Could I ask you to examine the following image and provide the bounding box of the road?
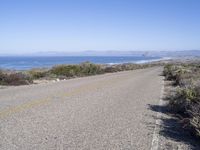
[0,67,163,150]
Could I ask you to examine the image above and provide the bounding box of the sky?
[0,0,200,54]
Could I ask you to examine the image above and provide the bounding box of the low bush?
[50,62,104,78]
[103,63,157,73]
[79,62,104,75]
[0,71,33,85]
[164,63,200,137]
[0,62,160,85]
[190,101,200,136]
[104,66,119,73]
[0,70,6,85]
[50,65,80,77]
[29,70,48,79]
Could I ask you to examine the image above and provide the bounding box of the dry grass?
[164,63,200,137]
[0,71,33,85]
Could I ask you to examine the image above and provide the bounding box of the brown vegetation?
[0,71,33,85]
[163,63,200,137]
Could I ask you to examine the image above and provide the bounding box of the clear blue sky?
[0,0,200,54]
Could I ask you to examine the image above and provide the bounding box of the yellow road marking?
[0,98,50,118]
[0,74,129,119]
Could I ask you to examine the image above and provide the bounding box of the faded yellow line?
[0,74,129,119]
[0,82,101,119]
[0,98,50,118]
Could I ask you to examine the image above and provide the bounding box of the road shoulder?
[149,80,200,150]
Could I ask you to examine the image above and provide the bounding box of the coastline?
[0,61,164,87]
[3,56,199,87]
[0,56,163,70]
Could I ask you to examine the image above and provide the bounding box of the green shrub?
[50,65,81,77]
[169,88,189,114]
[79,62,104,75]
[163,64,173,77]
[49,63,105,78]
[29,70,47,79]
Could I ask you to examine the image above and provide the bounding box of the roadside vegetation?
[0,62,161,86]
[50,62,104,78]
[163,63,200,137]
[0,71,33,85]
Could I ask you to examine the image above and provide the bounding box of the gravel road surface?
[0,67,164,150]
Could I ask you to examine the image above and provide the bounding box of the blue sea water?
[0,56,162,70]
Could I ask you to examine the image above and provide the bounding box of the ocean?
[0,56,162,70]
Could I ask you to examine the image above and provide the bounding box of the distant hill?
[148,50,200,57]
[1,50,200,57]
[31,50,200,57]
